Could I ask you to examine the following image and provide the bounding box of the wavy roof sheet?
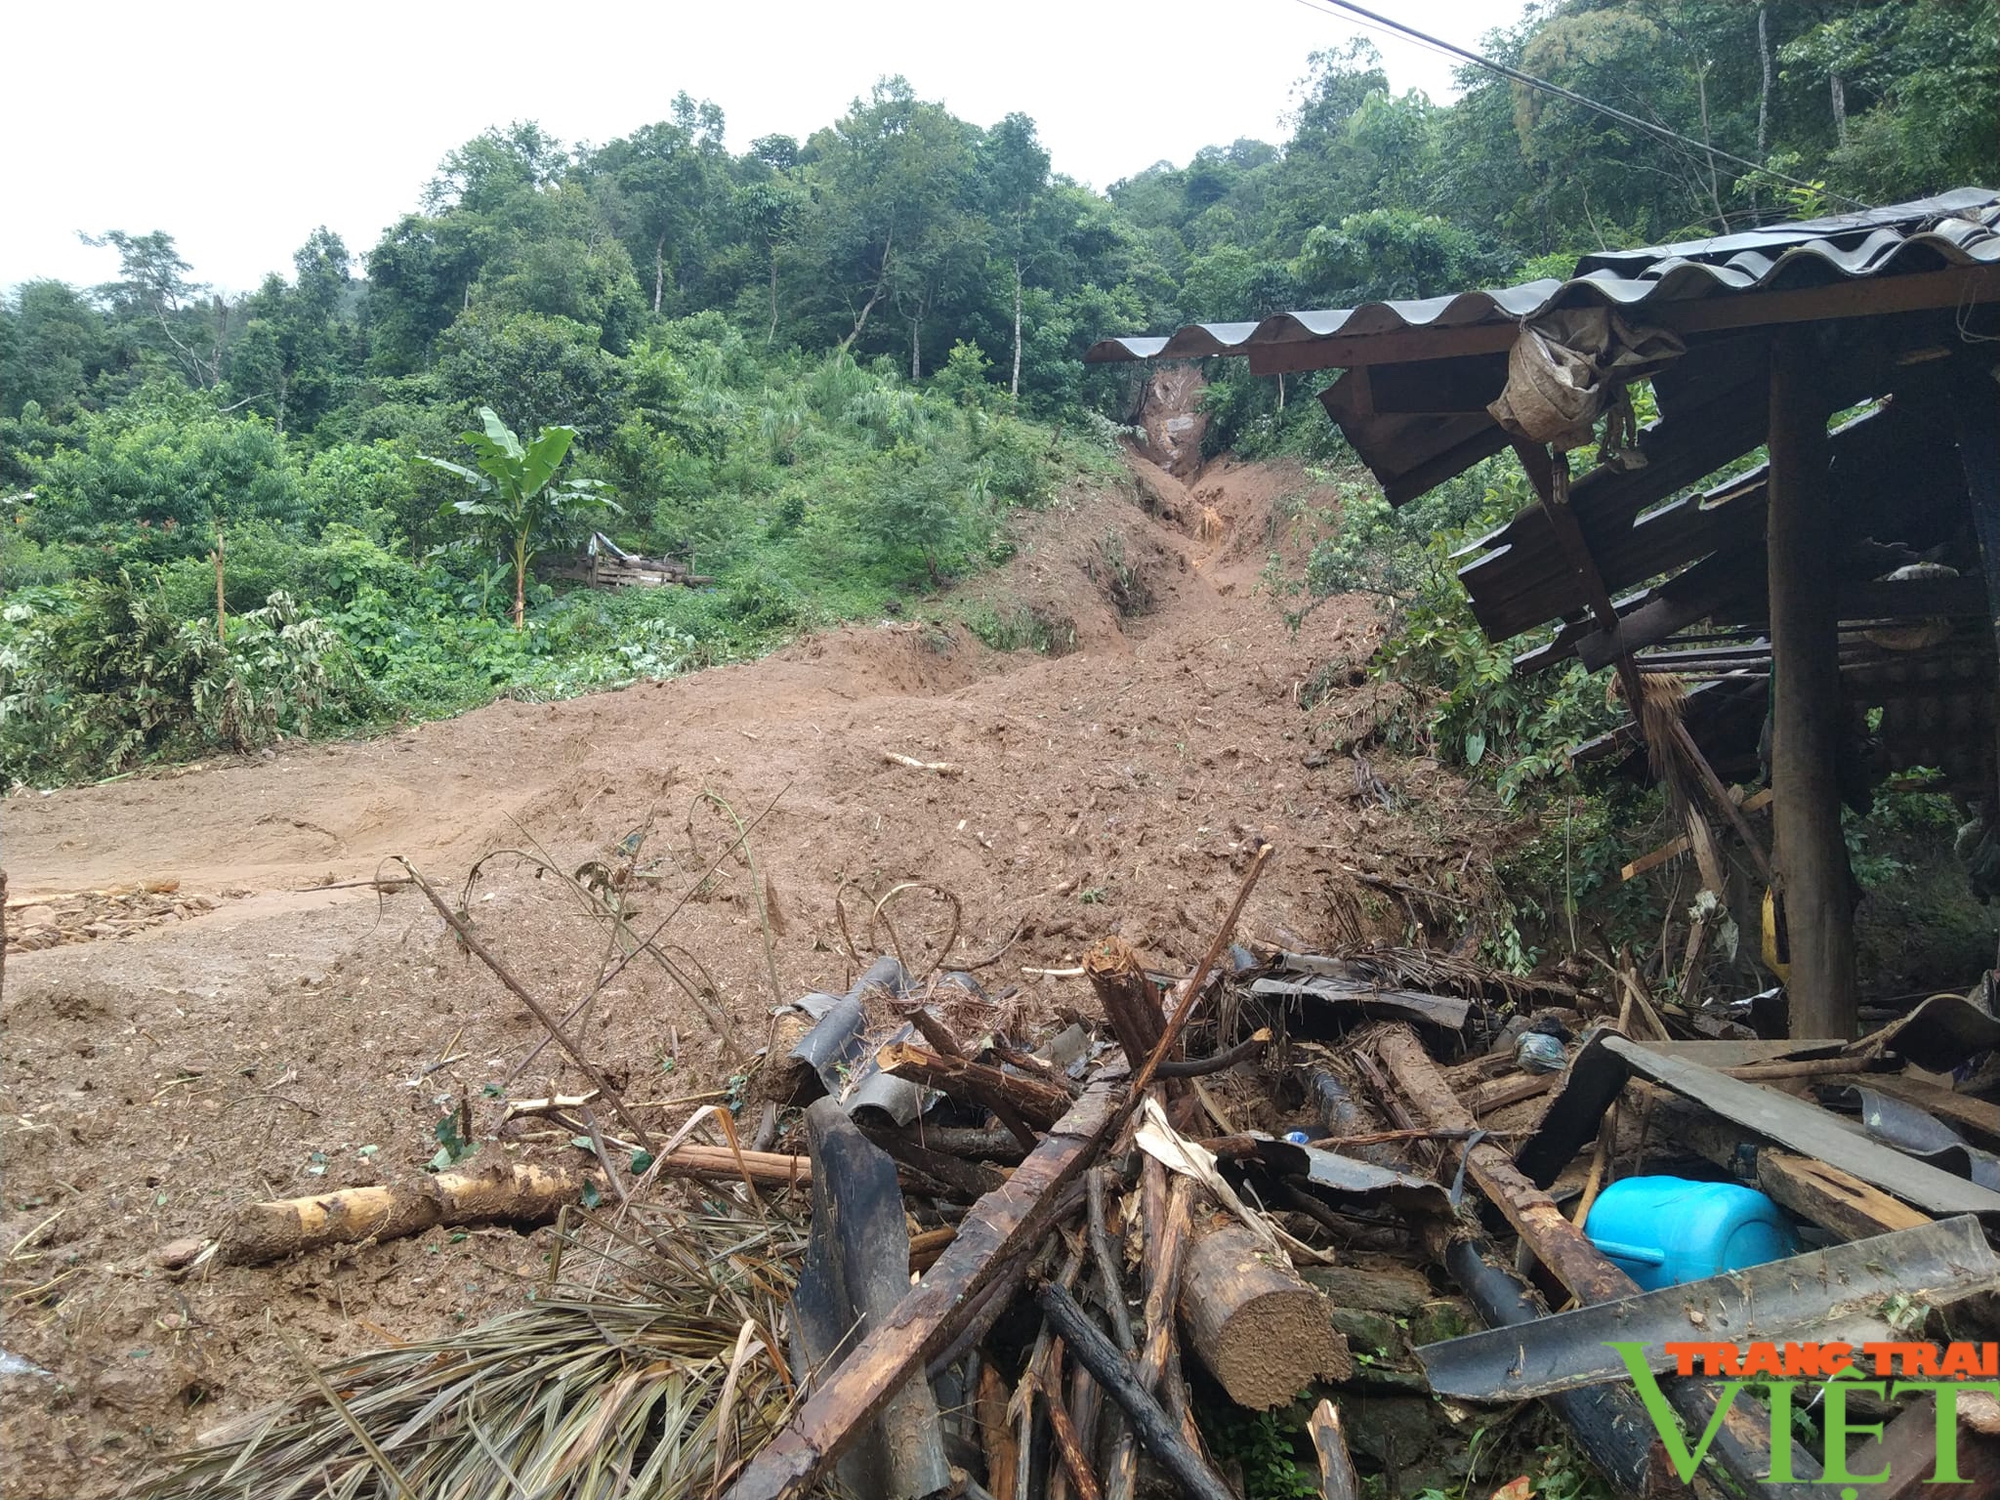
[1083,189,2000,366]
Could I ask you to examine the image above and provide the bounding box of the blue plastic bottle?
[1583,1176,1797,1290]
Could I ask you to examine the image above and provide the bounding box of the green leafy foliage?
[424,405,616,628]
[0,576,363,785]
[1200,1406,1320,1500]
[0,16,1984,789]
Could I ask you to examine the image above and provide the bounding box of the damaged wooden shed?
[1089,188,2000,1040]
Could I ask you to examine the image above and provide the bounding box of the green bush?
[0,575,365,787]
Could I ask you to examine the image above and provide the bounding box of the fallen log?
[721,1074,1120,1500]
[876,1040,1073,1132]
[1176,1222,1350,1407]
[1086,937,1167,1061]
[218,1162,592,1266]
[902,1005,1043,1149]
[863,1126,1011,1202]
[1037,1283,1236,1500]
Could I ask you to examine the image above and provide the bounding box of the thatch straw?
[142,1205,803,1500]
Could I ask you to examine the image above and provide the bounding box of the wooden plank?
[1465,1071,1558,1114]
[1670,719,1776,884]
[720,1077,1119,1500]
[1307,1400,1364,1500]
[1767,324,1858,1038]
[1756,1150,1931,1241]
[876,1040,1072,1133]
[1622,788,1774,881]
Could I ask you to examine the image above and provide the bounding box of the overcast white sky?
[4,0,1526,297]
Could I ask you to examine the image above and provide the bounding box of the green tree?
[0,281,110,416]
[980,113,1051,398]
[422,406,618,628]
[796,78,978,357]
[227,228,352,437]
[82,229,226,388]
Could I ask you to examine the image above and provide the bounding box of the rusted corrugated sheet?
[1084,190,2000,368]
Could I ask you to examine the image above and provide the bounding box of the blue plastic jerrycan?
[1583,1176,1797,1290]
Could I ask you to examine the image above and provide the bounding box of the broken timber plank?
[876,1040,1073,1131]
[1374,1025,1633,1304]
[720,1074,1119,1500]
[1307,1400,1364,1500]
[1754,1151,1931,1241]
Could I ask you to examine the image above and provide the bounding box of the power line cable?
[1292,0,1872,213]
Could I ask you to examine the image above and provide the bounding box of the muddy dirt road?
[0,456,1508,1498]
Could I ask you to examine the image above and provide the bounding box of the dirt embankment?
[0,451,1516,1499]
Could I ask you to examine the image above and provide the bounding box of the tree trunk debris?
[194,838,2000,1500]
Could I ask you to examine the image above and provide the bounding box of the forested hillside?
[1,0,1991,788]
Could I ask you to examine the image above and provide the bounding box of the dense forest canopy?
[1,0,1993,787]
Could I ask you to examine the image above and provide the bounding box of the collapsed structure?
[1090,188,2000,1041]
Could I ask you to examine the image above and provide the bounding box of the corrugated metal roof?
[1083,190,2000,366]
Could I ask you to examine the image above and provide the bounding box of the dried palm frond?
[142,1204,804,1500]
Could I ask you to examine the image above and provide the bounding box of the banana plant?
[422,407,619,629]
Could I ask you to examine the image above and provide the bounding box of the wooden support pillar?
[1766,325,1857,1038]
[1948,367,2000,823]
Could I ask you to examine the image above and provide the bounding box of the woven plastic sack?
[1487,308,1685,452]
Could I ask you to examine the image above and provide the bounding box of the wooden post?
[1950,370,2000,858]
[212,518,227,640]
[1766,325,1857,1038]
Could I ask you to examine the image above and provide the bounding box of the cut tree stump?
[1176,1222,1350,1407]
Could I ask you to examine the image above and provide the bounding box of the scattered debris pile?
[4,881,233,954]
[542,531,716,590]
[135,841,2000,1500]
